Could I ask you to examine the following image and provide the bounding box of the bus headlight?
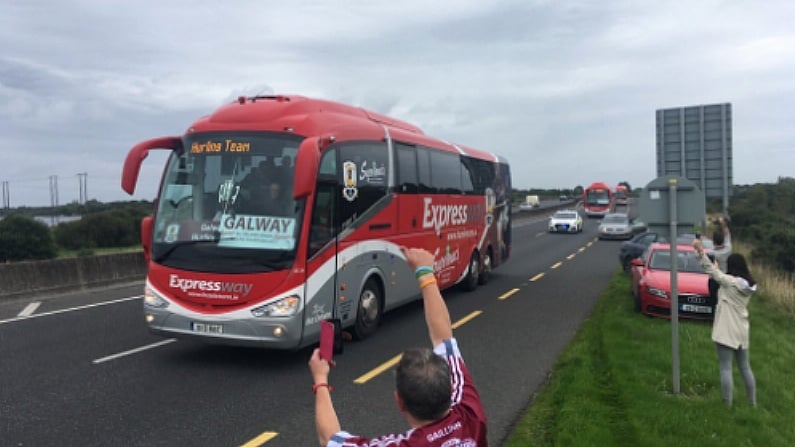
[144,287,169,308]
[251,295,300,318]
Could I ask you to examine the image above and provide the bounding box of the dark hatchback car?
[619,232,663,272]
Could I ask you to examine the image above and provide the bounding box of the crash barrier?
[512,199,579,217]
[0,252,146,301]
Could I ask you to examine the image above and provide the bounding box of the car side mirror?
[630,258,644,267]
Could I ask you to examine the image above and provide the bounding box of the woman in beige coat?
[693,238,757,407]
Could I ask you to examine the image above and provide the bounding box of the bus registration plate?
[192,322,224,334]
[680,304,711,314]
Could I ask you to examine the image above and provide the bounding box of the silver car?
[598,213,633,240]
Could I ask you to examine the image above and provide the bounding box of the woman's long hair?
[727,253,756,287]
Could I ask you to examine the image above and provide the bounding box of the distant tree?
[728,178,795,272]
[0,214,57,262]
[572,185,584,196]
[53,206,148,250]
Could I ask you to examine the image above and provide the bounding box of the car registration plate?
[192,322,224,334]
[681,304,712,314]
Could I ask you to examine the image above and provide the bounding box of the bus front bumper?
[143,308,305,349]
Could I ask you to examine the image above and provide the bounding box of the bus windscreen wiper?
[154,238,217,263]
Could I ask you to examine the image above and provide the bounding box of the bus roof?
[586,182,611,190]
[185,95,500,162]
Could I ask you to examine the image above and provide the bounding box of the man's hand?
[309,348,341,446]
[401,247,435,271]
[308,348,334,384]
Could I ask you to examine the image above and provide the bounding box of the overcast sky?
[2,0,793,208]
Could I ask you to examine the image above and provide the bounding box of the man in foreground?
[308,246,488,446]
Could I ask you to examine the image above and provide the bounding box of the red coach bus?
[121,95,511,349]
[583,182,613,217]
[614,184,628,206]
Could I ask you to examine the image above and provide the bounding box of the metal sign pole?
[669,178,680,394]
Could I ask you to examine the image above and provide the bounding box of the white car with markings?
[548,210,583,233]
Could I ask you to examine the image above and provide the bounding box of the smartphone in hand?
[319,320,335,361]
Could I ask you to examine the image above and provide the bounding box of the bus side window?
[460,157,475,195]
[309,185,336,257]
[429,150,462,194]
[417,147,435,194]
[309,148,338,258]
[396,144,418,194]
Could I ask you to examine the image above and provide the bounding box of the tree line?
[727,177,795,272]
[0,201,153,262]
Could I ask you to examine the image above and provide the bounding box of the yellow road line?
[452,310,482,329]
[578,247,586,253]
[240,431,278,447]
[566,254,576,260]
[530,273,544,282]
[497,288,520,300]
[551,261,563,269]
[354,353,403,384]
[354,311,483,384]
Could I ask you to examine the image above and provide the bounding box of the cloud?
[1,1,793,206]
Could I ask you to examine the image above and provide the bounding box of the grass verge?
[503,269,795,447]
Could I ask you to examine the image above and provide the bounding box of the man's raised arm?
[401,247,453,347]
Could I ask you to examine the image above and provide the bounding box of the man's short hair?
[396,347,451,421]
[713,230,725,246]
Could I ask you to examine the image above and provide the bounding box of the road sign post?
[638,175,706,395]
[669,178,680,394]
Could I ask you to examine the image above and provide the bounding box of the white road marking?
[18,301,41,317]
[92,339,177,364]
[0,296,142,325]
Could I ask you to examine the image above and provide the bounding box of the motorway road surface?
[0,209,627,446]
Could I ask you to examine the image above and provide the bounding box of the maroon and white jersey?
[328,338,487,447]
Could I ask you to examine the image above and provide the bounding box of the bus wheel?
[353,278,383,340]
[478,249,492,285]
[461,252,479,291]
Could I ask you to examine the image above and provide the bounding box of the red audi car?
[629,242,715,320]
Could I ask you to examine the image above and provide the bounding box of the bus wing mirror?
[141,215,154,262]
[122,136,181,195]
[293,138,320,200]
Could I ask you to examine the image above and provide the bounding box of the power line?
[77,172,88,205]
[2,181,9,210]
[49,175,59,226]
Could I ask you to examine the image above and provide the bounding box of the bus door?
[395,143,420,237]
[304,149,340,342]
[334,141,393,331]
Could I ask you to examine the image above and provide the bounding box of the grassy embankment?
[503,260,795,446]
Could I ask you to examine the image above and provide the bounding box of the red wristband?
[312,383,333,394]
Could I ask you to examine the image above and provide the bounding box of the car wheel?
[353,278,383,340]
[478,249,492,285]
[461,252,479,291]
